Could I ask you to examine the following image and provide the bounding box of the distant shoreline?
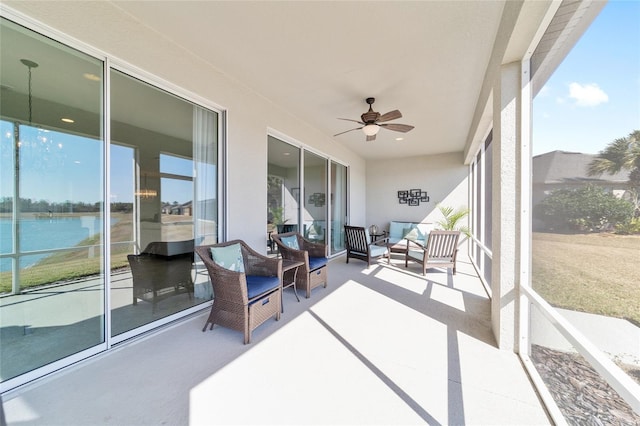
[0,212,102,219]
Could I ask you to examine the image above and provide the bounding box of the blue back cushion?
[281,235,299,249]
[210,243,245,273]
[389,221,411,238]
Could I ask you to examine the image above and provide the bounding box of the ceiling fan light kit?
[362,124,379,136]
[334,97,414,141]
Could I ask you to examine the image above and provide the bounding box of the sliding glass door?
[267,135,347,256]
[110,70,218,337]
[267,136,300,254]
[303,151,327,244]
[0,18,105,382]
[0,16,221,390]
[331,161,348,254]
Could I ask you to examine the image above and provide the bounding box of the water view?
[0,216,115,272]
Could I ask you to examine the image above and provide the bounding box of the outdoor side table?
[370,231,387,246]
[281,259,304,312]
[387,239,408,264]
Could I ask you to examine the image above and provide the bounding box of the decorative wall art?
[397,189,429,206]
[308,192,325,207]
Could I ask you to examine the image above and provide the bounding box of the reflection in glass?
[0,17,105,382]
[110,70,217,337]
[267,137,300,255]
[330,161,347,254]
[303,151,327,245]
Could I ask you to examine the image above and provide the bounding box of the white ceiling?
[2,1,567,160]
[111,1,506,160]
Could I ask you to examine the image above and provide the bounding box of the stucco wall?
[365,152,469,233]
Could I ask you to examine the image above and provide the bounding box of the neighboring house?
[170,201,192,216]
[532,150,631,206]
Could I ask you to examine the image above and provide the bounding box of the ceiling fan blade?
[333,127,363,137]
[377,110,402,122]
[366,134,376,142]
[379,123,415,133]
[338,118,365,125]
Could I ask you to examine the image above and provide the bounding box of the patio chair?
[271,231,328,298]
[194,240,282,344]
[405,230,460,275]
[344,225,389,267]
[128,239,194,312]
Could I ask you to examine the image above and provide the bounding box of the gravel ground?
[531,345,640,425]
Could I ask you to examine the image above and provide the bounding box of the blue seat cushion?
[246,275,280,299]
[309,256,328,270]
[369,244,388,258]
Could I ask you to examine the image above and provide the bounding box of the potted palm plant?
[435,205,471,239]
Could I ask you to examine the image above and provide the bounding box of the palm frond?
[436,204,471,237]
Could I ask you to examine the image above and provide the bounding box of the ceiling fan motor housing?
[361,110,380,123]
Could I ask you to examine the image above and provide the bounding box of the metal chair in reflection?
[127,240,194,312]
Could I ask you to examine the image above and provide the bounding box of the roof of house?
[532,150,630,185]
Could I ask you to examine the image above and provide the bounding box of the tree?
[588,130,640,212]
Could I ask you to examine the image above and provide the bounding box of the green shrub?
[615,217,640,234]
[535,184,635,232]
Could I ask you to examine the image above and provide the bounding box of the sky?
[532,0,640,156]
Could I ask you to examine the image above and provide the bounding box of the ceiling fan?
[334,97,415,141]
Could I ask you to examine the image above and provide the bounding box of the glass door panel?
[303,151,327,244]
[0,18,105,383]
[330,162,347,254]
[267,137,300,255]
[110,70,217,337]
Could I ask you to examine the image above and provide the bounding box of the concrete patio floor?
[1,254,551,425]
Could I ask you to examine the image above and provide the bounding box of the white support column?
[491,61,521,350]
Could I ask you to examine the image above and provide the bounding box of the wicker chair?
[194,240,282,344]
[271,231,328,298]
[405,230,460,275]
[344,225,389,267]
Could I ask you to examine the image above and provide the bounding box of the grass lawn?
[532,232,640,326]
